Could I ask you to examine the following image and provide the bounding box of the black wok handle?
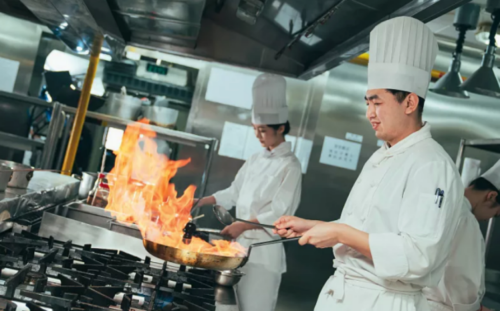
[250,237,300,248]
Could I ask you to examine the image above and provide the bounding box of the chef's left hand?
[299,222,345,248]
[221,222,248,239]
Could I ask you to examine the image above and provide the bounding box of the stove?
[0,230,234,311]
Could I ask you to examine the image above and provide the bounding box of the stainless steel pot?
[98,93,142,120]
[141,106,178,128]
[0,164,12,192]
[0,160,34,189]
[215,269,245,286]
[77,172,98,200]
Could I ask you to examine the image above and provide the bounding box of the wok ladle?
[213,205,279,230]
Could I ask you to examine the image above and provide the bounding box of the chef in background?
[274,16,464,311]
[423,160,500,311]
[197,73,302,311]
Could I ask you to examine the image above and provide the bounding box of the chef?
[274,16,465,311]
[197,73,302,311]
[423,160,500,311]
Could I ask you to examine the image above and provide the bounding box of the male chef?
[274,16,465,310]
[423,160,500,311]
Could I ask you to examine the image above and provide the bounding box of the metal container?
[98,93,142,120]
[0,160,34,189]
[77,172,98,200]
[0,164,13,191]
[215,269,245,286]
[141,106,179,128]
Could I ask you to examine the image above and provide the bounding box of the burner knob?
[134,271,144,284]
[145,256,151,265]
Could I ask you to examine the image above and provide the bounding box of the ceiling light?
[431,3,480,98]
[460,0,500,99]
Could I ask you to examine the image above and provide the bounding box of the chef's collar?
[262,141,292,158]
[381,122,432,156]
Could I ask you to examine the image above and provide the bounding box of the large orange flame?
[105,119,246,257]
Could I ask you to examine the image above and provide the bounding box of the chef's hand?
[273,216,323,238]
[299,222,345,248]
[221,222,248,239]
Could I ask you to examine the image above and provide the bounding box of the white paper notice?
[205,67,256,109]
[0,57,20,92]
[345,132,363,143]
[461,157,482,187]
[218,122,249,159]
[320,137,362,171]
[105,127,124,151]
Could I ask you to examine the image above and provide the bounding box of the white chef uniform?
[423,160,500,311]
[315,17,465,311]
[422,197,485,311]
[213,73,302,311]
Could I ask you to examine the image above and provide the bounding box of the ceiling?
[0,0,473,80]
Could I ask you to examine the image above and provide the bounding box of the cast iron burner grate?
[0,229,220,311]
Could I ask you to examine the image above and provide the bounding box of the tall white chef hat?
[481,160,500,190]
[368,16,439,99]
[251,73,288,125]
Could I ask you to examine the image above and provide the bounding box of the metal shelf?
[0,131,44,151]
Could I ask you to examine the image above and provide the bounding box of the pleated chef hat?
[368,16,439,99]
[481,160,500,190]
[251,73,288,125]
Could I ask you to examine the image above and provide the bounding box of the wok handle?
[250,237,300,248]
[234,218,276,229]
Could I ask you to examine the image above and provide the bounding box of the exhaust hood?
[0,0,471,80]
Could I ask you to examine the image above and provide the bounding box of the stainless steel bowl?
[0,164,13,192]
[214,269,245,287]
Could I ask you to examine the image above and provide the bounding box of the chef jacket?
[213,141,302,273]
[334,123,464,293]
[422,198,485,311]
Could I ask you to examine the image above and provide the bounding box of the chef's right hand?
[273,216,323,238]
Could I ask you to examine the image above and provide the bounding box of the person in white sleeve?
[197,73,302,311]
[423,160,500,311]
[273,16,465,311]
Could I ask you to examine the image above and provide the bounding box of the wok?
[143,236,299,270]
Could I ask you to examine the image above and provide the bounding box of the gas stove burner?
[0,230,228,311]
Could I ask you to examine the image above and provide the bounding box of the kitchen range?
[0,228,239,311]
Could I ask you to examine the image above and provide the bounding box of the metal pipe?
[41,102,64,169]
[485,218,496,263]
[61,35,103,176]
[455,139,466,170]
[199,141,216,198]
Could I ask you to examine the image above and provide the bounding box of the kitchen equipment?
[0,164,12,191]
[141,106,179,128]
[143,236,300,270]
[0,229,237,311]
[0,160,34,189]
[215,269,245,286]
[213,205,276,229]
[77,172,98,200]
[98,91,142,120]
